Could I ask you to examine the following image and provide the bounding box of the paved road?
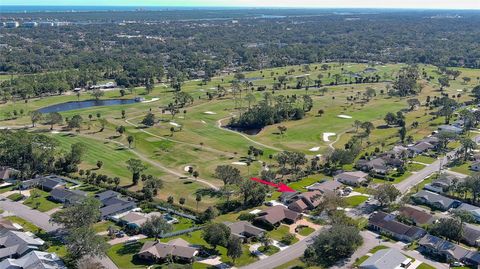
[240,228,323,269]
[0,197,60,232]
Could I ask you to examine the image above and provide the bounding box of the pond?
[37,99,138,113]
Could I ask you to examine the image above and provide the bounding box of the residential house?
[278,191,299,204]
[408,141,434,155]
[305,180,343,194]
[49,188,87,205]
[418,234,480,265]
[334,171,368,186]
[470,162,480,172]
[438,125,463,134]
[226,221,265,242]
[0,230,45,259]
[368,211,426,242]
[359,248,412,269]
[397,206,435,226]
[356,158,390,174]
[462,223,480,247]
[0,251,66,269]
[20,175,66,192]
[118,211,162,228]
[287,191,323,213]
[95,191,137,220]
[0,218,22,232]
[0,167,17,181]
[456,203,480,222]
[254,205,301,228]
[413,190,461,211]
[137,238,198,263]
[423,174,461,194]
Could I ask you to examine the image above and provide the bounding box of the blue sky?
[2,0,480,9]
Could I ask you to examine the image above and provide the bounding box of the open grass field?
[1,62,479,212]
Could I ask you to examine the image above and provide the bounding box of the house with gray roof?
[0,230,44,259]
[20,175,66,192]
[226,221,265,242]
[424,173,462,194]
[418,234,480,265]
[49,188,87,205]
[438,125,463,134]
[368,211,426,242]
[408,141,434,154]
[413,190,461,211]
[360,248,412,269]
[137,238,198,263]
[95,191,137,220]
[305,180,343,194]
[462,223,480,247]
[456,203,480,222]
[334,171,368,186]
[0,250,67,269]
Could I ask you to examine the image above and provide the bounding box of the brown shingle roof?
[398,206,435,225]
[256,205,300,225]
[138,239,197,259]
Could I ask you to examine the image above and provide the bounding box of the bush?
[281,233,296,245]
[237,213,256,221]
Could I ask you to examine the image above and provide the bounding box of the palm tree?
[460,137,476,161]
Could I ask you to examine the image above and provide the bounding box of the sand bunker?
[231,162,247,166]
[51,131,60,134]
[323,132,336,142]
[142,98,159,103]
[337,115,352,119]
[201,120,207,124]
[309,147,320,152]
[169,122,181,127]
[184,166,192,172]
[204,111,217,115]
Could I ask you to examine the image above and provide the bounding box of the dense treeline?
[1,10,479,78]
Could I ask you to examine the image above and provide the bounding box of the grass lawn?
[297,226,315,236]
[23,189,61,212]
[412,155,437,164]
[93,220,121,233]
[407,162,426,172]
[274,258,322,269]
[353,245,389,267]
[7,192,24,201]
[417,263,437,269]
[344,195,368,207]
[268,225,299,244]
[450,161,472,175]
[288,174,331,192]
[107,239,153,269]
[4,215,42,233]
[172,217,195,231]
[0,185,14,194]
[258,245,280,256]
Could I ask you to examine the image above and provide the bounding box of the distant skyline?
[2,0,480,10]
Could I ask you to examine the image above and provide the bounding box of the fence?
[156,205,198,221]
[158,226,203,238]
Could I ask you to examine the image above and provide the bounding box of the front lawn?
[412,155,436,164]
[417,263,437,269]
[344,195,368,207]
[268,225,298,244]
[23,189,61,212]
[0,185,14,194]
[93,220,121,233]
[7,192,24,201]
[258,245,280,256]
[107,240,153,269]
[297,226,315,236]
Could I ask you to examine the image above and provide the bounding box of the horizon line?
[1,5,480,11]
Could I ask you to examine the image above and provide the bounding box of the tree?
[65,227,108,261]
[238,178,268,207]
[51,197,101,230]
[407,98,421,110]
[126,158,147,185]
[45,112,63,130]
[91,89,104,100]
[76,257,106,269]
[96,160,103,169]
[199,206,218,223]
[167,196,174,204]
[430,218,463,243]
[460,137,476,161]
[142,113,155,126]
[215,165,242,185]
[361,121,374,135]
[304,225,362,267]
[202,223,231,249]
[113,177,120,189]
[179,197,186,205]
[68,115,83,129]
[196,194,202,211]
[98,118,107,132]
[30,111,43,127]
[192,170,199,179]
[374,184,400,207]
[384,112,397,126]
[353,120,362,132]
[315,192,346,216]
[398,126,407,143]
[127,135,134,148]
[121,110,126,119]
[141,215,173,240]
[277,125,287,135]
[116,125,126,135]
[438,76,450,90]
[227,236,243,264]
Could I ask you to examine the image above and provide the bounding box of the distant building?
[0,251,66,269]
[20,175,67,192]
[438,125,463,134]
[5,21,19,28]
[419,234,480,266]
[305,180,343,194]
[470,162,480,172]
[456,203,480,222]
[226,221,265,242]
[95,190,136,220]
[254,205,301,228]
[413,190,461,211]
[397,206,435,226]
[22,22,38,28]
[49,188,87,205]
[118,211,162,228]
[137,238,198,263]
[0,230,45,259]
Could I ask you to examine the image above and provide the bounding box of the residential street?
[239,229,322,269]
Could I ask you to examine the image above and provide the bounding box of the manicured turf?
[258,245,280,255]
[417,263,437,269]
[344,195,368,207]
[7,193,24,201]
[297,226,315,236]
[268,225,298,245]
[23,189,61,212]
[412,155,437,164]
[93,220,121,233]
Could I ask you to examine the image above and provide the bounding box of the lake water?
[38,99,137,113]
